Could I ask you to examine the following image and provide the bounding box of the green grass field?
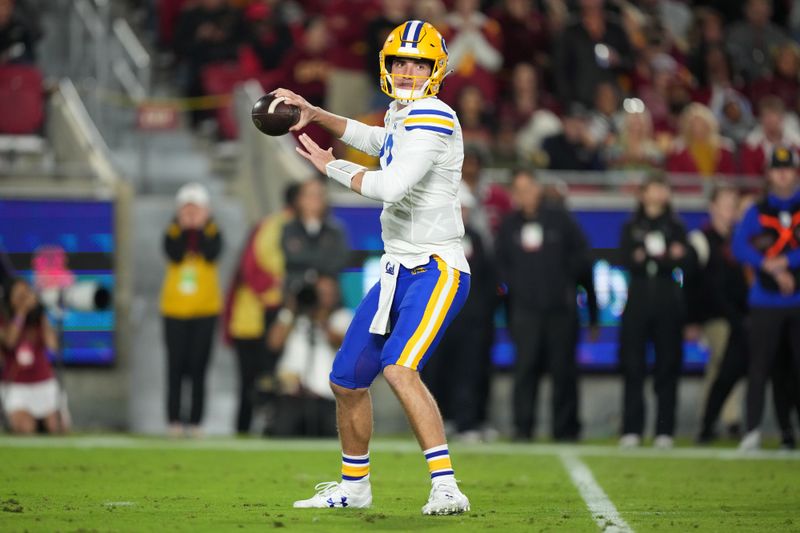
[1,437,799,532]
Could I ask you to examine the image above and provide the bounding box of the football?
[251,94,301,136]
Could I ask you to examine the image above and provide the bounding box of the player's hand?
[270,88,316,132]
[762,255,789,275]
[296,133,334,174]
[669,242,685,260]
[774,270,796,296]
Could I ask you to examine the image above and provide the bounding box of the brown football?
[251,94,301,136]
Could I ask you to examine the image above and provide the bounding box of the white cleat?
[293,481,372,509]
[421,479,471,515]
[739,430,761,452]
[653,435,674,449]
[619,433,641,448]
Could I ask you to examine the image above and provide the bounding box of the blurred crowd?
[158,0,800,177]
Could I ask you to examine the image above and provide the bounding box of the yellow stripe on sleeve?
[404,117,455,128]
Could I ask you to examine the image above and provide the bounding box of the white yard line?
[0,436,798,461]
[560,453,634,533]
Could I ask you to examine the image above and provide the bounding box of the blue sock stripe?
[424,449,450,460]
[430,470,455,478]
[342,474,367,481]
[342,456,370,465]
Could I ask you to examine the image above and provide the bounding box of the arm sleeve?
[163,222,187,263]
[340,118,386,157]
[198,220,223,262]
[732,207,766,268]
[466,29,503,72]
[359,129,444,203]
[619,221,646,275]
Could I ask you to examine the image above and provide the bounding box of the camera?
[293,282,318,315]
[39,282,112,313]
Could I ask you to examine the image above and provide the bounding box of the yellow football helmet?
[379,20,449,102]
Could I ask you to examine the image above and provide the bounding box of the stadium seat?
[0,65,44,135]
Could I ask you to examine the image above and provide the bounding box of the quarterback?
[272,20,471,515]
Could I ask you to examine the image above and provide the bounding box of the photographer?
[0,278,62,434]
[159,183,223,438]
[267,275,352,437]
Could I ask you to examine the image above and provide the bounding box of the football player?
[272,20,471,515]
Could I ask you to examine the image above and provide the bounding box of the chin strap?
[326,159,366,189]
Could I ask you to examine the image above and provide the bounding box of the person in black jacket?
[618,173,691,449]
[685,184,750,443]
[281,178,350,297]
[496,169,591,441]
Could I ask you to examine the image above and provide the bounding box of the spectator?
[692,44,750,127]
[280,17,330,109]
[540,105,605,171]
[438,0,503,103]
[740,96,800,176]
[423,185,497,442]
[687,7,725,85]
[456,84,495,147]
[280,17,333,148]
[281,178,350,296]
[618,173,691,449]
[586,81,622,149]
[267,275,351,437]
[322,0,380,120]
[552,0,632,108]
[509,63,563,164]
[636,52,681,134]
[604,106,665,170]
[726,0,789,84]
[238,1,294,77]
[732,146,800,451]
[492,0,550,81]
[0,278,62,434]
[496,169,590,442]
[718,90,757,146]
[0,0,41,64]
[685,185,750,443]
[748,42,800,112]
[666,103,736,178]
[173,0,243,127]
[159,183,223,438]
[460,145,513,245]
[223,184,300,435]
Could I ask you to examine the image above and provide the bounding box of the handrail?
[112,19,150,71]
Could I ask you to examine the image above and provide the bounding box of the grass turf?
[0,439,596,532]
[585,456,800,533]
[0,437,798,532]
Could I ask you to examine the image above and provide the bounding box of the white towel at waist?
[369,254,400,335]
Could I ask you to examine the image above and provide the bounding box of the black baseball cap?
[769,146,797,169]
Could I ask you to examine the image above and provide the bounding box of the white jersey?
[341,97,469,273]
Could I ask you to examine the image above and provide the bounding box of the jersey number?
[380,134,394,166]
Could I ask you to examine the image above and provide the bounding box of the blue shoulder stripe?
[405,125,454,135]
[408,109,454,119]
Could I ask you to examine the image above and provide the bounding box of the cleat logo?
[326,497,348,508]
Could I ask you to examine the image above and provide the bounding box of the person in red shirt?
[740,96,800,177]
[666,103,737,178]
[0,277,61,434]
[747,42,800,112]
